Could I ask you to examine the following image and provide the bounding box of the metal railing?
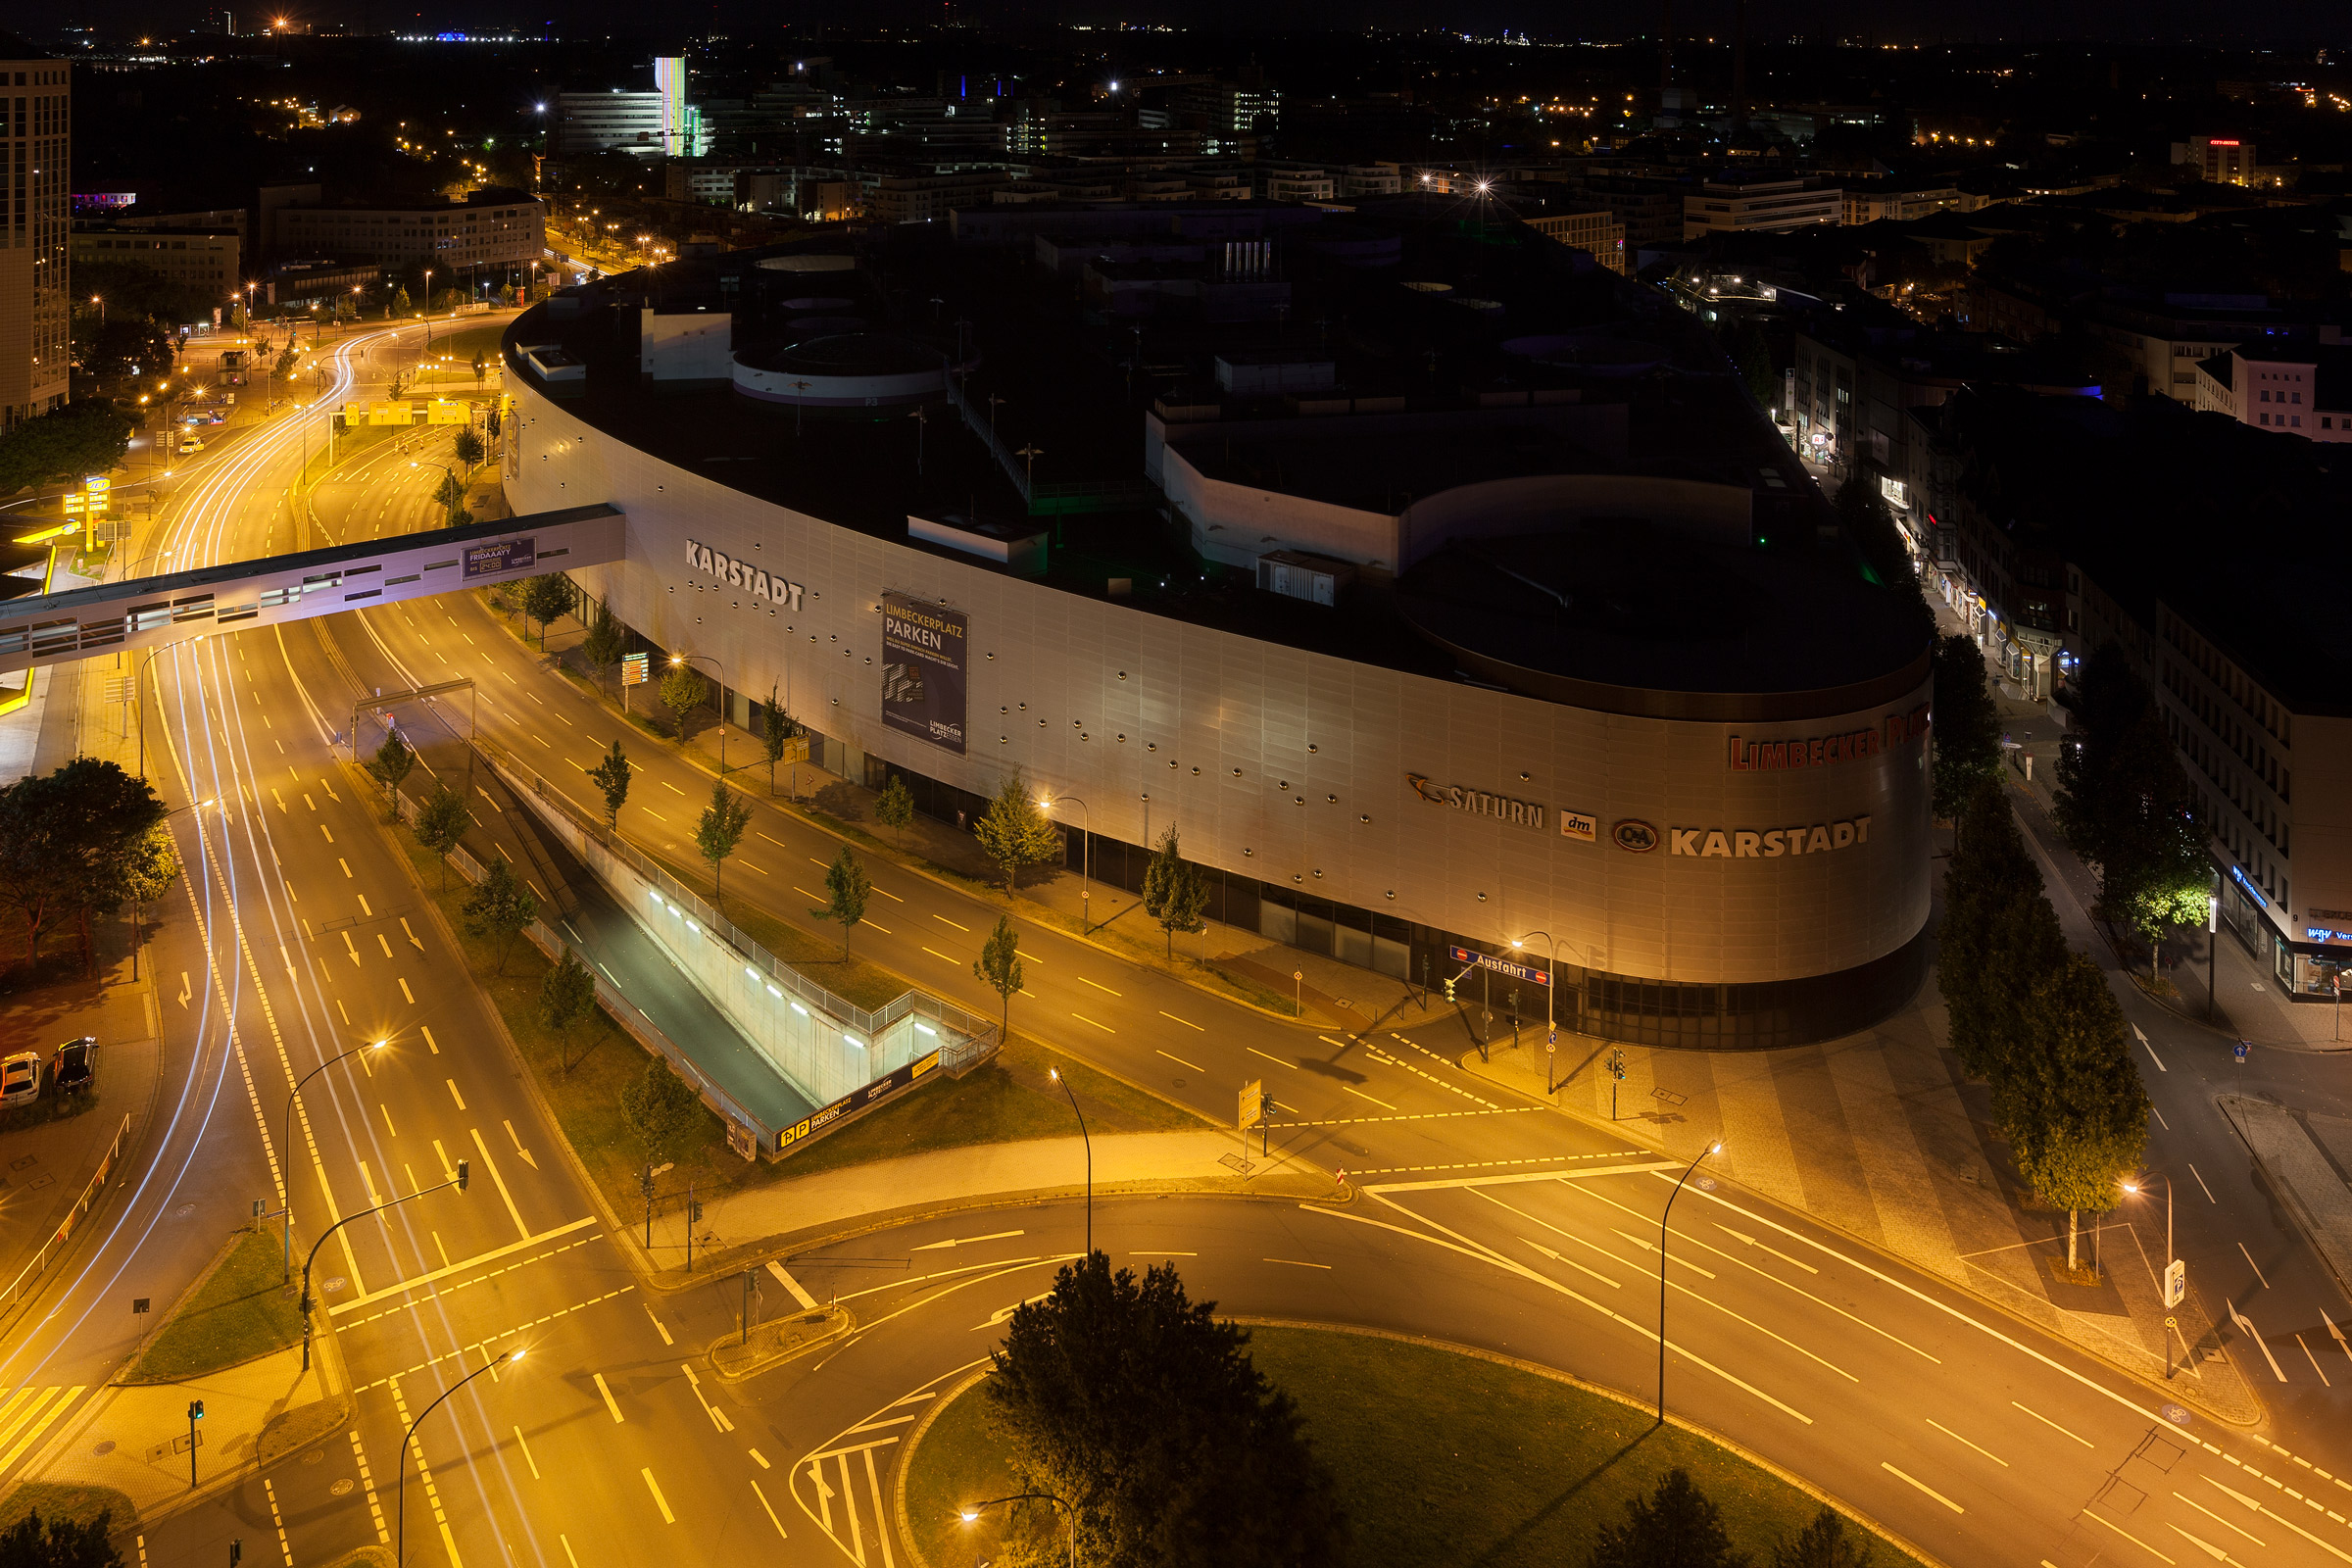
[1,1112,131,1307]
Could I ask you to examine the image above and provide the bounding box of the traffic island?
[123,1227,302,1383]
[706,1302,854,1383]
[895,1323,1933,1568]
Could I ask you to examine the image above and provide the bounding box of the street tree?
[0,1505,124,1568]
[759,687,799,797]
[618,1058,703,1171]
[580,598,628,693]
[589,740,631,832]
[873,773,913,845]
[973,914,1023,1043]
[1931,634,2003,823]
[1937,776,2067,1083]
[413,782,469,888]
[810,845,870,957]
[432,471,470,527]
[987,1252,1348,1568]
[119,822,182,910]
[452,428,485,467]
[1588,1469,1748,1568]
[539,947,602,1075]
[1998,951,2151,1273]
[2056,644,2209,973]
[1142,826,1207,958]
[696,781,753,906]
[368,727,416,819]
[1835,473,1932,645]
[1772,1508,1876,1568]
[471,349,488,384]
[520,573,571,650]
[971,769,1060,898]
[0,759,166,973]
[659,662,708,744]
[0,400,135,495]
[462,858,538,973]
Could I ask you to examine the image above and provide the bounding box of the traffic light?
[230,1541,242,1566]
[189,1399,204,1421]
[689,1197,705,1225]
[1443,975,1456,1002]
[456,1158,470,1192]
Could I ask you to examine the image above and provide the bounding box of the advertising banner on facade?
[777,1049,942,1152]
[880,591,968,756]
[462,536,535,580]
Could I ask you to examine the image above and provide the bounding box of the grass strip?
[128,1228,303,1382]
[904,1325,1925,1568]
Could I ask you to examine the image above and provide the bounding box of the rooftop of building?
[507,198,1922,706]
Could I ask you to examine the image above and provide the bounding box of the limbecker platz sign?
[1728,706,1931,772]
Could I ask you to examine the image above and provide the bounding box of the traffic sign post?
[2164,1257,2185,1309]
[620,652,649,713]
[1239,1079,1271,1158]
[1606,1049,1628,1121]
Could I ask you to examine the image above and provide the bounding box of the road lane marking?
[505,1119,538,1169]
[1882,1462,1964,1513]
[1714,1223,1819,1274]
[2175,1491,2266,1546]
[752,1478,788,1538]
[1078,975,1121,996]
[380,1103,397,1138]
[911,1231,1025,1251]
[421,1026,439,1054]
[447,1079,466,1110]
[2238,1243,2272,1289]
[399,978,415,1004]
[1160,1011,1204,1031]
[1264,1258,1331,1270]
[1073,1012,1115,1033]
[642,1468,674,1523]
[2299,1334,2332,1387]
[1926,1418,2008,1466]
[329,1217,603,1314]
[339,858,352,877]
[2082,1508,2174,1564]
[663,781,685,796]
[644,1302,675,1345]
[2010,1400,2093,1447]
[1153,1048,1201,1069]
[2132,1023,2167,1071]
[1516,1236,1622,1290]
[921,946,956,961]
[750,1449,770,1469]
[758,832,788,848]
[1343,1084,1398,1110]
[767,1260,819,1310]
[2190,1163,2217,1202]
[932,914,967,931]
[860,919,891,934]
[595,1373,625,1423]
[470,1127,530,1240]
[377,933,394,957]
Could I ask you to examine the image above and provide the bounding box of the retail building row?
[1886,384,2352,1002]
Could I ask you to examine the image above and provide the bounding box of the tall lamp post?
[421,269,435,344]
[1657,1140,1723,1422]
[399,1348,522,1566]
[959,1492,1077,1568]
[2123,1170,2182,1372]
[283,1039,388,1278]
[1039,792,1092,931]
[1048,1065,1092,1255]
[1509,931,1562,1090]
[408,458,465,528]
[302,1162,468,1371]
[670,653,728,771]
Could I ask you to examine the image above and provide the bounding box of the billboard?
[462,536,535,580]
[880,591,967,756]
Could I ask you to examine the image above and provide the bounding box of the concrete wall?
[508,378,1932,990]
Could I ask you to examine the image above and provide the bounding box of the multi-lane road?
[6,311,2352,1567]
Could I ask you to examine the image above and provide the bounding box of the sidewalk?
[655,1129,1339,1279]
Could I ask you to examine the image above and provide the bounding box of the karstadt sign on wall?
[880,591,969,756]
[686,538,805,611]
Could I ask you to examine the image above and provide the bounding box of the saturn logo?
[1612,818,1660,854]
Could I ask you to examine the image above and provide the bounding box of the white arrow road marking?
[766,1260,818,1310]
[177,972,191,1008]
[2228,1300,2289,1382]
[2133,1024,2167,1071]
[505,1119,538,1169]
[401,917,424,950]
[910,1231,1024,1251]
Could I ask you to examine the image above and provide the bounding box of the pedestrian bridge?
[0,504,624,678]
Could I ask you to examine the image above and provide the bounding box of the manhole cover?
[91,1441,115,1457]
[1694,1177,1718,1192]
[330,1480,355,1497]
[323,1277,348,1294]
[1172,1077,1187,1088]
[2163,1404,2193,1426]
[174,1203,197,1218]
[304,1449,325,1465]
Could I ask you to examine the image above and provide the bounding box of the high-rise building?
[0,38,70,427]
[558,57,700,159]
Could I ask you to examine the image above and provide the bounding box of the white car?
[0,1050,39,1107]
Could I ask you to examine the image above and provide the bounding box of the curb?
[892,1363,990,1568]
[1453,1041,2267,1431]
[705,1303,855,1384]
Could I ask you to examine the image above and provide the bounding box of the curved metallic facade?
[505,374,1935,1049]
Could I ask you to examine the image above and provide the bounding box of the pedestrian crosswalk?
[0,1385,88,1478]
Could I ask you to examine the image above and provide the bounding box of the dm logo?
[1612,818,1660,854]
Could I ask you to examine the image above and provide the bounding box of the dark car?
[49,1036,97,1095]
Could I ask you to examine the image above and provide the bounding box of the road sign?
[2164,1257,2185,1309]
[1239,1079,1268,1130]
[1546,1027,1557,1053]
[2233,1040,2249,1063]
[620,652,650,686]
[1447,944,1551,987]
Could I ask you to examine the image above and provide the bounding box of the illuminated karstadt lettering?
[686,538,804,610]
[1670,818,1873,858]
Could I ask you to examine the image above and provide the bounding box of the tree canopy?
[2055,643,2209,960]
[0,758,169,972]
[972,770,1062,897]
[987,1252,1347,1568]
[462,858,538,973]
[1589,1468,1748,1568]
[2000,951,2150,1270]
[1930,634,2002,822]
[0,400,136,496]
[1937,775,2067,1083]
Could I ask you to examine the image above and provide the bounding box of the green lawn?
[904,1326,1923,1568]
[128,1228,303,1382]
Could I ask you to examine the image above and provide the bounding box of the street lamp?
[1047,1066,1092,1255]
[399,1348,522,1566]
[1657,1140,1723,1422]
[960,1493,1077,1568]
[1038,792,1092,931]
[422,269,435,344]
[669,653,728,771]
[302,1160,469,1372]
[282,1039,389,1278]
[1509,931,1562,1089]
[2123,1171,2183,1373]
[409,459,465,528]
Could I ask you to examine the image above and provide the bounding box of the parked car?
[49,1036,96,1096]
[0,1051,39,1107]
